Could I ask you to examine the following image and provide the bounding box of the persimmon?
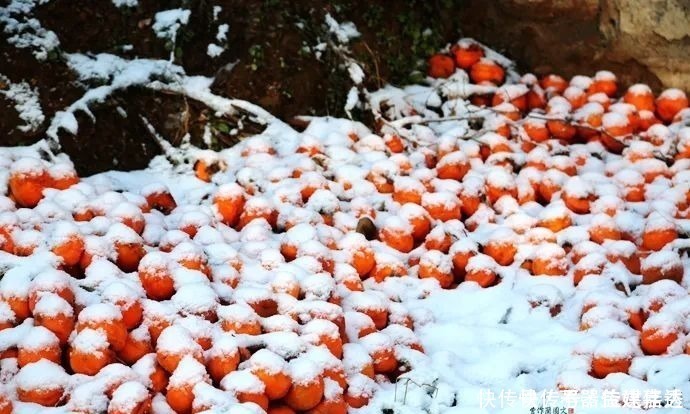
[303,319,343,358]
[384,134,405,153]
[641,213,677,251]
[470,58,504,84]
[9,158,49,208]
[436,151,470,181]
[138,252,175,300]
[379,216,414,253]
[15,360,68,407]
[539,74,568,94]
[118,326,153,365]
[17,326,61,367]
[69,328,115,375]
[33,292,74,345]
[50,230,84,268]
[422,192,462,222]
[427,54,455,78]
[218,304,262,335]
[590,339,634,378]
[167,356,210,414]
[344,291,388,330]
[141,183,177,215]
[562,176,596,214]
[485,168,517,205]
[132,355,169,394]
[588,214,621,244]
[0,392,11,414]
[573,253,607,285]
[531,244,567,276]
[656,88,688,122]
[527,86,547,110]
[604,240,641,274]
[360,332,398,374]
[424,224,453,253]
[450,239,477,282]
[482,228,517,266]
[285,357,324,411]
[369,253,407,282]
[452,41,483,69]
[108,381,151,414]
[345,374,376,408]
[418,250,453,288]
[563,86,586,109]
[113,239,146,273]
[245,349,293,400]
[27,269,75,313]
[221,370,269,411]
[205,336,239,383]
[392,176,424,205]
[546,119,577,142]
[399,203,431,242]
[522,118,550,142]
[156,325,204,374]
[623,84,655,112]
[641,251,683,285]
[588,71,617,98]
[193,157,226,183]
[465,254,498,287]
[237,197,277,230]
[638,110,661,132]
[641,318,679,355]
[213,183,245,227]
[76,303,128,352]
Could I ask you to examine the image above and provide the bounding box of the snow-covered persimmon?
[640,314,680,355]
[464,254,498,288]
[470,58,505,85]
[640,251,683,285]
[206,335,240,384]
[156,325,204,374]
[452,41,483,70]
[427,54,455,79]
[641,212,678,251]
[138,252,175,300]
[167,356,210,414]
[590,338,634,378]
[378,216,414,253]
[108,381,151,414]
[421,192,462,222]
[244,349,293,400]
[284,357,324,411]
[218,303,262,335]
[17,326,61,367]
[418,250,453,288]
[221,370,269,411]
[76,303,128,352]
[69,328,115,375]
[656,88,688,123]
[15,360,68,407]
[32,292,74,345]
[8,158,50,208]
[118,326,153,365]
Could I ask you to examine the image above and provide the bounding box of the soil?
[0,0,670,175]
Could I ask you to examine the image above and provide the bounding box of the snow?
[0,75,45,132]
[324,14,360,44]
[15,360,68,391]
[72,327,109,352]
[112,0,138,7]
[0,0,60,60]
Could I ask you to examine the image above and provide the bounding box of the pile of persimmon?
[0,36,689,413]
